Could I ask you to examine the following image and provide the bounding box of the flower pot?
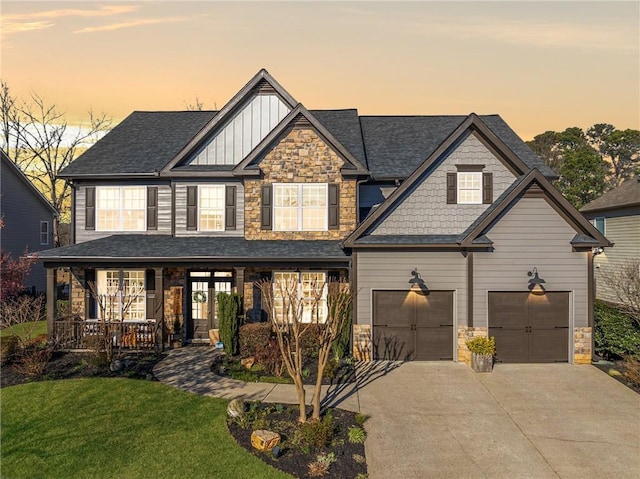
[471,353,493,373]
[170,333,182,349]
[209,329,220,344]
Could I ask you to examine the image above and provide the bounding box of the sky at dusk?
[1,1,638,141]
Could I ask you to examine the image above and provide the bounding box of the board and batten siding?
[370,133,516,236]
[188,94,290,166]
[474,197,589,328]
[75,184,172,243]
[594,215,640,303]
[356,251,467,328]
[174,182,244,237]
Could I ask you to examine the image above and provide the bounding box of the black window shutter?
[85,269,96,319]
[85,187,95,230]
[147,187,158,230]
[187,186,197,231]
[261,184,272,230]
[328,183,340,230]
[225,186,237,230]
[446,173,457,204]
[483,173,493,204]
[145,269,155,320]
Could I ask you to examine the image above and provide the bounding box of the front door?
[187,272,233,342]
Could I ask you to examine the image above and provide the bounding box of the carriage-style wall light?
[527,267,546,295]
[409,269,429,295]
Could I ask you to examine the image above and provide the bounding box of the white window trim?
[40,221,49,245]
[197,185,226,232]
[273,183,328,232]
[95,186,147,232]
[272,271,328,323]
[457,172,482,205]
[96,269,147,322]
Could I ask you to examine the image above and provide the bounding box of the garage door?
[373,290,453,361]
[488,292,569,363]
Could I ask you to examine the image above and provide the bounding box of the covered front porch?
[39,234,351,351]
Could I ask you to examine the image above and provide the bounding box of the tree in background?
[0,80,111,246]
[527,123,640,208]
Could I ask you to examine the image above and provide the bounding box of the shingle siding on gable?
[370,133,516,235]
[174,182,244,237]
[75,184,172,243]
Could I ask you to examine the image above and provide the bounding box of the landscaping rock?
[241,356,255,369]
[250,429,280,452]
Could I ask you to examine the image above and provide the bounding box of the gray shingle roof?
[60,110,553,180]
[359,114,555,179]
[60,111,217,177]
[581,177,640,213]
[37,235,349,262]
[353,234,461,245]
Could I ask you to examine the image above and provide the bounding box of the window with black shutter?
[186,186,197,230]
[85,187,95,230]
[147,187,158,230]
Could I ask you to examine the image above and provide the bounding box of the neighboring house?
[38,69,609,364]
[1,150,58,293]
[581,178,640,303]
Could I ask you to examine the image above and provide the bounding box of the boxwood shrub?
[594,301,640,359]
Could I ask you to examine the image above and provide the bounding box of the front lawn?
[1,378,290,479]
[0,320,47,339]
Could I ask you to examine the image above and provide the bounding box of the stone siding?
[244,127,357,240]
[70,268,86,319]
[353,324,372,361]
[574,327,592,364]
[163,268,185,332]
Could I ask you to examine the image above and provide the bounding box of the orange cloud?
[2,5,139,21]
[73,17,196,34]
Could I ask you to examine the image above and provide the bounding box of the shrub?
[0,335,19,364]
[347,425,367,444]
[354,413,369,426]
[465,336,496,355]
[622,356,640,389]
[14,340,52,376]
[594,301,640,359]
[298,324,322,362]
[308,452,336,476]
[239,323,284,375]
[217,293,242,355]
[296,413,336,450]
[331,307,352,360]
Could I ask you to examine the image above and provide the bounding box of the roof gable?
[1,150,58,215]
[232,105,369,176]
[459,169,611,248]
[344,113,533,245]
[161,69,297,174]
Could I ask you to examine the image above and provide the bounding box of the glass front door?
[188,272,233,342]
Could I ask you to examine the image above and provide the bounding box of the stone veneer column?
[70,268,86,319]
[352,324,372,361]
[457,326,488,366]
[574,327,592,364]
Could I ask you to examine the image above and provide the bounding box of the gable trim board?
[232,105,369,177]
[160,69,298,175]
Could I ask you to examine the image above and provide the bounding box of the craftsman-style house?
[39,70,609,364]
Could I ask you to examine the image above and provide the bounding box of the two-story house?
[1,150,58,294]
[38,69,609,364]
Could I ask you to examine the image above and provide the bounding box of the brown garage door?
[488,292,569,363]
[373,290,453,361]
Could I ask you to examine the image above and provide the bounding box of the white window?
[96,270,146,321]
[274,183,327,231]
[272,271,327,323]
[592,217,606,235]
[96,187,146,231]
[457,172,482,204]
[199,186,225,231]
[40,221,49,245]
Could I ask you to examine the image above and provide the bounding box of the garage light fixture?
[527,267,546,295]
[409,269,429,295]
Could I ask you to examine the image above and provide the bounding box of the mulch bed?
[227,403,367,479]
[593,360,640,394]
[1,351,165,388]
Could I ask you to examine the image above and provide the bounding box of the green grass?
[1,378,291,479]
[0,320,47,339]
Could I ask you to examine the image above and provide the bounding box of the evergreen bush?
[217,293,242,355]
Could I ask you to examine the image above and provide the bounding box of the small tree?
[0,250,36,301]
[217,292,242,355]
[602,259,640,327]
[258,276,318,423]
[311,280,352,420]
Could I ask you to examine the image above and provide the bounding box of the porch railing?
[52,320,157,351]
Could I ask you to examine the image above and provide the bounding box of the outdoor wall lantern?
[409,269,429,295]
[527,267,546,295]
[592,247,604,255]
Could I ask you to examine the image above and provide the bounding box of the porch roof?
[37,235,350,265]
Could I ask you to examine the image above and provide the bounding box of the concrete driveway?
[358,362,640,479]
